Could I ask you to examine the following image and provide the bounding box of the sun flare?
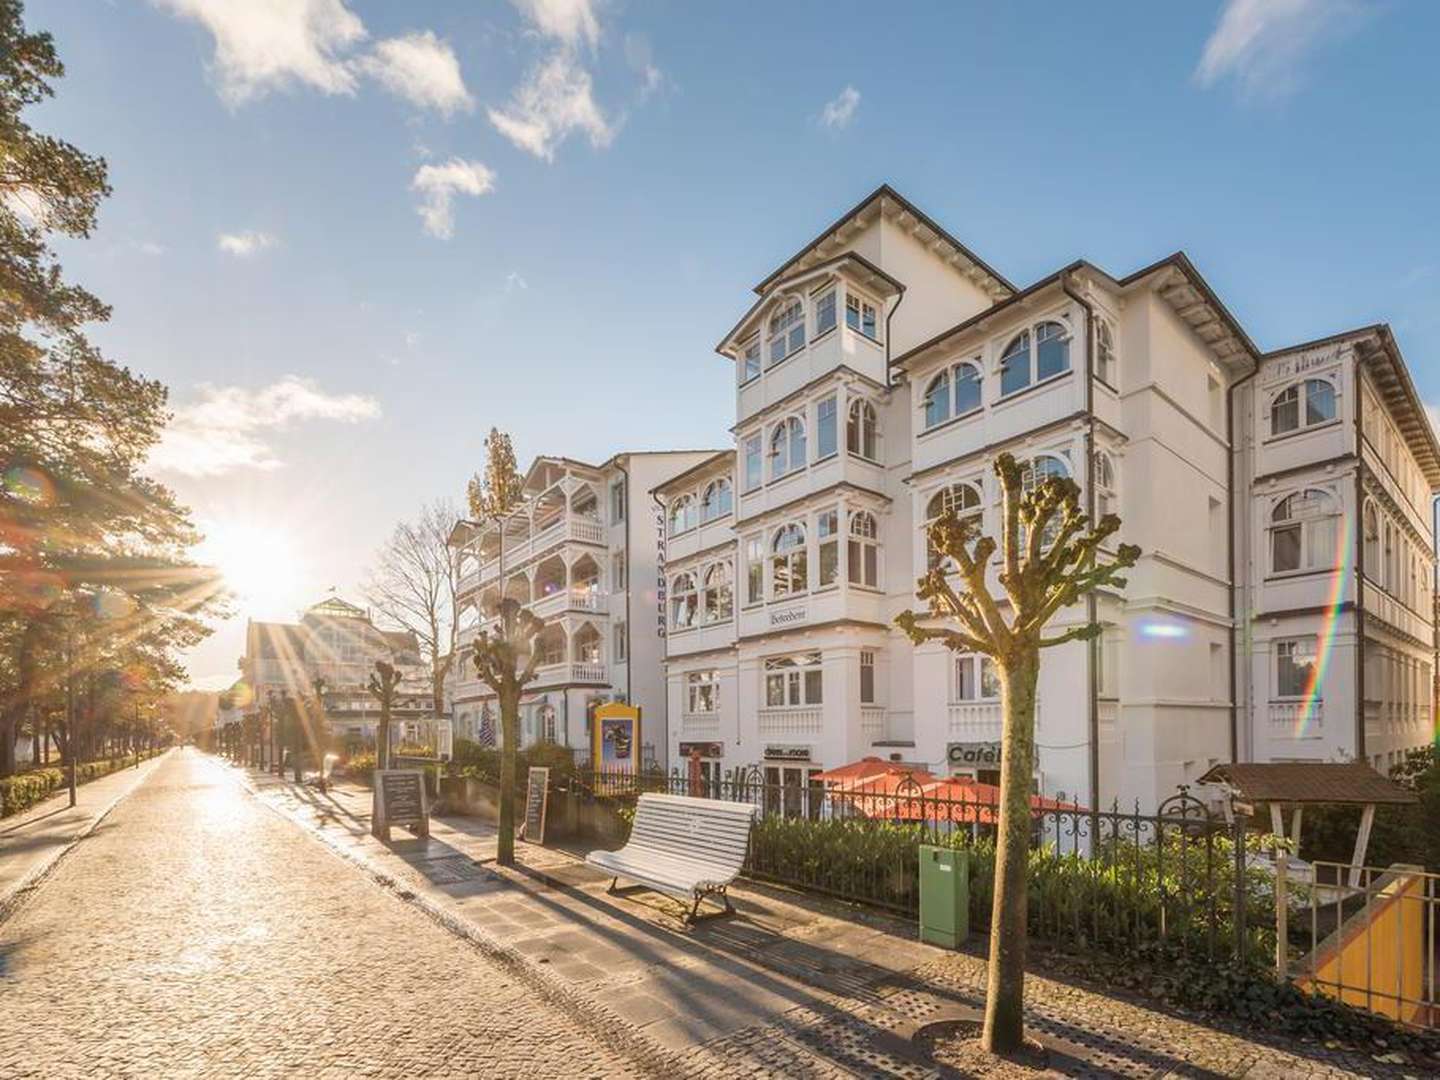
[197,520,302,620]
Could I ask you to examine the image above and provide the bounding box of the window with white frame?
[848,510,879,588]
[814,288,837,336]
[1095,452,1118,520]
[764,651,823,707]
[925,482,983,567]
[1363,503,1380,583]
[847,398,878,460]
[745,536,764,605]
[816,396,838,458]
[614,622,627,662]
[924,368,952,429]
[1096,319,1117,386]
[1275,637,1318,699]
[769,416,806,480]
[740,337,761,383]
[954,653,1000,702]
[702,562,733,623]
[860,650,875,704]
[610,479,626,523]
[669,494,697,536]
[743,433,763,492]
[687,670,720,714]
[771,523,808,597]
[540,704,557,743]
[700,478,733,522]
[954,361,982,415]
[923,361,983,430]
[1020,454,1071,549]
[670,571,698,629]
[1000,320,1070,397]
[1270,378,1336,436]
[611,551,627,590]
[1270,489,1338,574]
[817,508,839,587]
[846,292,878,340]
[768,298,805,366]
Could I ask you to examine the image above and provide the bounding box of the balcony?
[948,700,1002,741]
[463,516,606,590]
[534,661,608,686]
[860,706,886,741]
[680,712,721,738]
[1268,699,1323,738]
[758,706,822,737]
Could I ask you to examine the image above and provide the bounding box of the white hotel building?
[654,185,1439,813]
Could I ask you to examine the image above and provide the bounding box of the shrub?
[0,751,163,818]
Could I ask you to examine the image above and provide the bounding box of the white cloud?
[512,0,600,50]
[624,32,663,99]
[488,51,615,162]
[150,376,381,477]
[357,30,473,116]
[410,158,496,239]
[1196,0,1365,99]
[217,230,278,257]
[820,85,861,130]
[152,0,366,105]
[505,271,528,292]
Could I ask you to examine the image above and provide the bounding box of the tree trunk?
[377,707,390,771]
[982,647,1040,1054]
[497,682,518,867]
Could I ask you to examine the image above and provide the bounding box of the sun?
[196,520,302,619]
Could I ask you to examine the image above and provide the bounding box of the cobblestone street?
[0,750,650,1079]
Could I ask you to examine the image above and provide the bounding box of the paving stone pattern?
[0,750,651,1079]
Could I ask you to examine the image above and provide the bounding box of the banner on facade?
[592,702,641,787]
[946,742,1002,768]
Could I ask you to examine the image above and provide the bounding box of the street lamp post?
[311,675,328,794]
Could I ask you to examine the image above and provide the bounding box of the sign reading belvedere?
[371,768,429,842]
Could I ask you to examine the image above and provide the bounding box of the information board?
[371,768,429,842]
[521,766,549,845]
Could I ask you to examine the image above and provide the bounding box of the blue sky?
[28,0,1440,688]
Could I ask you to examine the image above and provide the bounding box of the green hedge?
[0,750,164,818]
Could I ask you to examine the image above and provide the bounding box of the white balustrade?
[860,706,886,740]
[1268,699,1323,735]
[947,700,1002,741]
[757,707,822,736]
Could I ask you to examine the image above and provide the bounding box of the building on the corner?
[446,450,719,769]
[653,184,1439,813]
[237,596,436,744]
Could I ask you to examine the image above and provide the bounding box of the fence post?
[1232,808,1249,963]
[1274,843,1288,978]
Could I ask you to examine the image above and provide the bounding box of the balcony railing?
[758,706,822,736]
[1268,699,1323,736]
[948,700,1002,741]
[533,661,608,686]
[860,706,886,741]
[461,516,607,591]
[680,713,721,737]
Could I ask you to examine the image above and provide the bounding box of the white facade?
[447,450,716,769]
[656,185,1440,813]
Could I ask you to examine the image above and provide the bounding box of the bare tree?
[366,499,461,718]
[895,452,1139,1054]
[366,660,402,772]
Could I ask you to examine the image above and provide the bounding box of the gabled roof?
[752,184,1016,299]
[652,449,735,496]
[303,596,369,621]
[1197,762,1417,805]
[1267,324,1440,488]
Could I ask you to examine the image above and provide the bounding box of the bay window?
[816,396,837,459]
[1020,455,1070,549]
[769,416,806,480]
[670,571,698,630]
[741,337,761,382]
[848,510,880,588]
[924,369,951,429]
[1269,489,1338,574]
[764,651,823,707]
[687,670,720,714]
[999,319,1070,397]
[669,494,697,536]
[700,478,732,522]
[1095,452,1117,520]
[999,330,1031,396]
[814,289,837,336]
[925,482,983,568]
[771,523,807,597]
[743,434,762,492]
[846,293,878,339]
[1270,378,1336,436]
[923,361,983,431]
[817,508,839,587]
[702,562,733,623]
[1096,319,1117,386]
[745,536,764,605]
[768,298,805,366]
[847,398,878,460]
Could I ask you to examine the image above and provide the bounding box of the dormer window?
[740,337,761,382]
[768,298,805,366]
[814,289,837,337]
[846,293,878,339]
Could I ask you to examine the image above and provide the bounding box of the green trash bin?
[918,844,968,948]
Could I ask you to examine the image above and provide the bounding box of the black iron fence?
[553,767,1281,969]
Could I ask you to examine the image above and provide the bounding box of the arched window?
[1363,503,1380,583]
[1270,489,1338,574]
[669,494,697,536]
[769,416,806,480]
[670,571,698,629]
[818,508,839,587]
[1383,521,1396,591]
[1035,321,1070,381]
[702,562,733,624]
[954,361,982,415]
[1020,455,1071,548]
[1095,452,1117,519]
[539,703,557,743]
[925,482,983,568]
[999,331,1031,396]
[700,478,733,522]
[1096,320,1117,386]
[767,297,805,366]
[573,623,602,664]
[1271,378,1336,435]
[848,510,880,588]
[923,369,950,429]
[847,399,879,460]
[771,523,808,597]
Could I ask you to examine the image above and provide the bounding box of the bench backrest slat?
[621,793,757,876]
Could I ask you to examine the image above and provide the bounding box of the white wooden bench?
[586,793,758,923]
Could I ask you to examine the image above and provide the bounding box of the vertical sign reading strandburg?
[371,768,429,842]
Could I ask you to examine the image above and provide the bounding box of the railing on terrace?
[947,700,1001,739]
[757,706,822,736]
[1268,699,1323,733]
[462,516,607,588]
[859,706,885,740]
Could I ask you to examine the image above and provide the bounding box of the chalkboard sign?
[371,768,430,842]
[521,766,549,845]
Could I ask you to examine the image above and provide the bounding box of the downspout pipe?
[882,285,907,388]
[1226,364,1258,764]
[1061,272,1099,811]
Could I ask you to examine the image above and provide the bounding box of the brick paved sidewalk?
[0,749,170,917]
[246,764,1428,1078]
